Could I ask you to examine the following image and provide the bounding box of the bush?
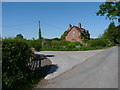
[41,39,53,50]
[2,38,32,89]
[41,38,116,51]
[27,39,42,51]
[42,40,82,51]
[88,38,115,47]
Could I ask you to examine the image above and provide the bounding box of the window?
[72,31,75,36]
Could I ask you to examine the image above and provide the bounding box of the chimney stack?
[78,23,81,28]
[68,24,72,30]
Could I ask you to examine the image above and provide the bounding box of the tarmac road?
[43,46,118,88]
[36,49,104,79]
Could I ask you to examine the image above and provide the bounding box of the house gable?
[65,26,82,42]
[65,23,90,42]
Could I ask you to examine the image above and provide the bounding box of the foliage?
[15,34,24,39]
[116,26,120,42]
[51,38,62,41]
[38,28,42,39]
[2,38,32,89]
[2,38,52,89]
[88,38,115,47]
[82,39,89,43]
[96,1,120,23]
[80,32,90,40]
[60,31,68,40]
[102,22,119,44]
[41,38,115,51]
[38,21,42,39]
[27,39,42,51]
[42,40,82,51]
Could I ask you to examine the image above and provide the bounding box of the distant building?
[64,23,90,42]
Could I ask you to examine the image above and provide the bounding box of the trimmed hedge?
[88,38,115,47]
[2,38,32,89]
[27,39,42,51]
[41,39,115,51]
[42,40,82,51]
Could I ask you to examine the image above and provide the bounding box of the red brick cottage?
[65,23,90,42]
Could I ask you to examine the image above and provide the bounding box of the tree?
[38,28,42,39]
[60,31,68,40]
[96,1,120,25]
[116,25,120,42]
[102,22,119,44]
[38,21,42,39]
[15,34,23,39]
[51,38,61,41]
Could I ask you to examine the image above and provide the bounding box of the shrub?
[41,39,53,50]
[40,38,115,51]
[27,39,42,51]
[41,40,82,51]
[2,38,32,89]
[88,38,115,47]
[68,42,82,49]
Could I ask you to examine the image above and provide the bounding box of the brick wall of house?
[65,27,82,42]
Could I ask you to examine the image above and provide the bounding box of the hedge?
[88,38,115,47]
[2,38,32,89]
[41,39,115,51]
[27,39,42,51]
[41,40,82,51]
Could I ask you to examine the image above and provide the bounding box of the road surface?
[43,46,118,88]
[36,49,104,79]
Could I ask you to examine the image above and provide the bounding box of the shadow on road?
[47,65,58,74]
[34,64,58,78]
[44,55,55,57]
[35,54,55,58]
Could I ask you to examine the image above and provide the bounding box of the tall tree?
[116,25,120,42]
[39,28,42,39]
[102,22,119,43]
[38,21,42,39]
[96,1,120,26]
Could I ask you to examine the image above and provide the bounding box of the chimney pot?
[78,23,81,28]
[68,24,72,30]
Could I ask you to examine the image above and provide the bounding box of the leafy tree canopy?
[96,1,120,24]
[102,22,119,44]
[39,28,42,39]
[15,34,24,39]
